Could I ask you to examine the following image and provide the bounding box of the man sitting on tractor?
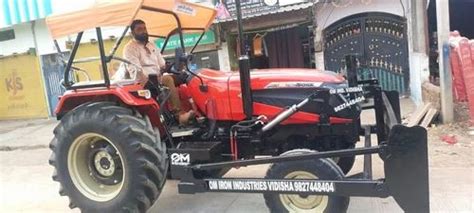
[123,19,195,125]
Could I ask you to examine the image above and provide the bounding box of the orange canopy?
[45,0,217,39]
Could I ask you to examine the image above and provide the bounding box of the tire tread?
[49,101,167,213]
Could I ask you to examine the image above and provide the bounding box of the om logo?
[5,70,23,96]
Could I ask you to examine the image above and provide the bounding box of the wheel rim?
[68,133,125,202]
[279,171,329,212]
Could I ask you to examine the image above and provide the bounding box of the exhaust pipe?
[235,0,253,120]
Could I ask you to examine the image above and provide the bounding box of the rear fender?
[55,86,162,127]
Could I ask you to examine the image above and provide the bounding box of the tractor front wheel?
[49,102,168,213]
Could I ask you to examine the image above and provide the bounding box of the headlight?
[131,90,151,99]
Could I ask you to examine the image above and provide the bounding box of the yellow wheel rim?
[279,171,329,212]
[68,133,125,202]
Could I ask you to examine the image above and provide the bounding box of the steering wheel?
[163,62,178,74]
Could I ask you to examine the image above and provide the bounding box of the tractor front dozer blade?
[384,125,430,213]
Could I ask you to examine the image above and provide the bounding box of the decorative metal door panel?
[41,53,69,115]
[324,13,409,94]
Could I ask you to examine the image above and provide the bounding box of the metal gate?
[41,53,69,115]
[324,12,409,94]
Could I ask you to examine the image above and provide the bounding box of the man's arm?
[155,48,166,70]
[123,44,148,84]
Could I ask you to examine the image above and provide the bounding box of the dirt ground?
[428,121,473,168]
[408,102,473,169]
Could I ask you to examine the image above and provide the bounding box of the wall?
[409,53,428,104]
[0,20,132,56]
[217,42,231,71]
[406,0,430,105]
[315,0,407,29]
[33,20,124,56]
[0,19,68,56]
[0,54,48,119]
[73,36,131,81]
[0,22,36,56]
[0,20,132,81]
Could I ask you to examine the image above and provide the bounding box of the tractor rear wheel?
[263,149,349,213]
[49,102,168,213]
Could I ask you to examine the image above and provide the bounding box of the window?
[0,29,15,42]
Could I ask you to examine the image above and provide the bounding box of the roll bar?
[55,6,210,90]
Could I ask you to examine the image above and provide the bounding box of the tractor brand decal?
[208,180,335,193]
[329,86,364,95]
[334,96,366,112]
[171,153,190,166]
[174,3,196,16]
[265,82,323,89]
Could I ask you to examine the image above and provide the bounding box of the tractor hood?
[187,68,355,122]
[230,68,346,90]
[190,68,346,90]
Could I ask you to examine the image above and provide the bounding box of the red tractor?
[46,1,429,213]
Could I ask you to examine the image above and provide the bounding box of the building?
[313,0,473,106]
[0,0,57,119]
[313,0,420,101]
[214,0,426,104]
[215,0,316,71]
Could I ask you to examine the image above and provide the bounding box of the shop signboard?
[155,30,216,51]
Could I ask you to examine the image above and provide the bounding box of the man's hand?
[163,61,175,74]
[136,71,149,86]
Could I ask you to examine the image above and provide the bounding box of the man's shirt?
[123,39,166,77]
